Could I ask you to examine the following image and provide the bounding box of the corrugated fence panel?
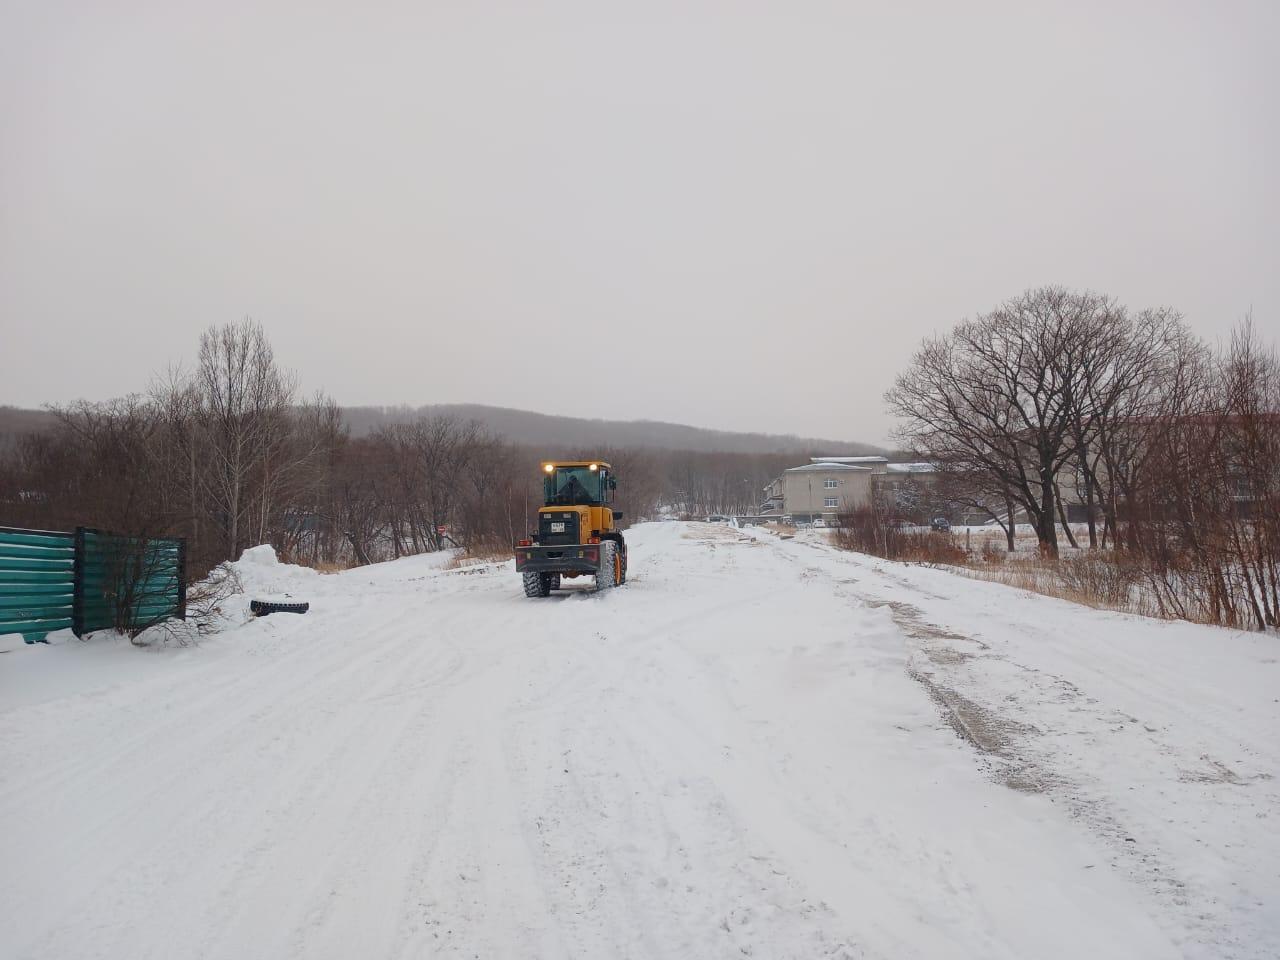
[0,527,76,643]
[0,526,186,643]
[74,529,187,636]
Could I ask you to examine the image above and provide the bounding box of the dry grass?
[311,560,351,575]
[830,516,1215,623]
[446,546,512,570]
[895,532,969,565]
[948,551,1194,621]
[830,519,967,565]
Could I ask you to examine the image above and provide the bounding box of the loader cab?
[535,461,622,547]
[543,462,615,507]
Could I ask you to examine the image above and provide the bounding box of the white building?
[760,457,940,523]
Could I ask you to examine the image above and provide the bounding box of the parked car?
[706,514,730,523]
[812,517,827,529]
[930,516,952,532]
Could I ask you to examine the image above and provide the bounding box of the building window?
[823,478,838,488]
[824,497,839,508]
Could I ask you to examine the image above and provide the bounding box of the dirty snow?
[1,522,1275,959]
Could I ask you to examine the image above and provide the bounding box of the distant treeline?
[0,321,811,575]
[1,402,882,459]
[339,404,884,456]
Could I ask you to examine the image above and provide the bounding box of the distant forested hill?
[0,403,885,457]
[339,404,885,456]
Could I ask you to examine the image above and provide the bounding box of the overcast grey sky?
[2,1,1276,444]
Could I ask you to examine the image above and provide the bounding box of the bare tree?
[887,287,1118,556]
[48,396,176,535]
[1058,307,1193,548]
[934,463,1018,551]
[1134,320,1280,629]
[194,319,295,559]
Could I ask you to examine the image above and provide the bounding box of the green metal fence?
[75,528,186,637]
[0,525,186,644]
[0,527,77,643]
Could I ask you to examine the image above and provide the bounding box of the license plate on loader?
[550,522,565,533]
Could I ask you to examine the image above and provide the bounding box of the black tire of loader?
[523,570,552,598]
[596,541,617,591]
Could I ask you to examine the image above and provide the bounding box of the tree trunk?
[1055,484,1079,549]
[188,438,198,558]
[1038,471,1059,557]
[1083,471,1099,547]
[229,447,241,559]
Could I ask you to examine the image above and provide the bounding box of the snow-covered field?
[2,522,1276,959]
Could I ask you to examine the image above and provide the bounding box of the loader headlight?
[589,463,598,471]
[543,463,555,473]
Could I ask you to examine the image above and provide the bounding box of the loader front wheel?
[595,541,618,591]
[523,571,552,598]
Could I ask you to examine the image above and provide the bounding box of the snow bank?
[237,543,280,566]
[226,544,316,604]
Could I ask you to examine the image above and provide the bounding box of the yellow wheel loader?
[514,461,627,596]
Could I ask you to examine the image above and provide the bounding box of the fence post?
[177,537,188,621]
[72,526,86,638]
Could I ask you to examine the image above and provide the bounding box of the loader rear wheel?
[548,573,561,591]
[523,571,552,598]
[595,541,618,591]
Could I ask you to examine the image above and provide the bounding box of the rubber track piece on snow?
[250,600,310,616]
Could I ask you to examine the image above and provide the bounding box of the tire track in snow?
[4,600,469,959]
[770,532,1277,960]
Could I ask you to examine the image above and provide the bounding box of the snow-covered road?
[2,522,1277,959]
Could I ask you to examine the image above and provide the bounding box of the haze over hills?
[0,403,886,457]
[341,404,888,456]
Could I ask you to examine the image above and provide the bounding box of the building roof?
[808,456,888,465]
[885,462,937,474]
[785,462,874,473]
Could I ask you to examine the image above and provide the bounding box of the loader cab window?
[545,466,607,506]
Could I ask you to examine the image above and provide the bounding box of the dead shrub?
[446,544,512,569]
[1054,553,1140,607]
[833,508,967,565]
[141,562,243,645]
[894,531,968,565]
[979,538,1006,563]
[184,563,244,634]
